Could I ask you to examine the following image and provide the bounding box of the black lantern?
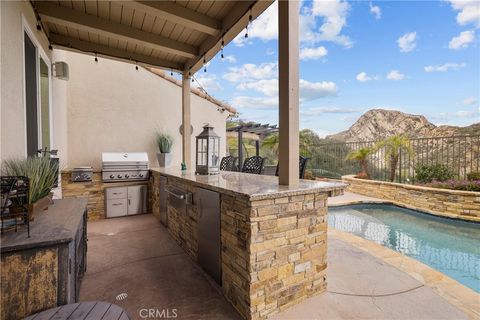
[196,125,220,175]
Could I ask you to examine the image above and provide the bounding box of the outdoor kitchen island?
[150,168,346,320]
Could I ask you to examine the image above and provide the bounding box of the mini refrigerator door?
[197,188,221,284]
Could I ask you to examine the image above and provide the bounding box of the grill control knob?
[139,173,144,178]
[117,174,122,179]
[110,174,115,179]
[125,174,129,178]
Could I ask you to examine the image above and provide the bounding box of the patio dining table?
[25,301,130,320]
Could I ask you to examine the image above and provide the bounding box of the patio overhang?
[32,0,273,74]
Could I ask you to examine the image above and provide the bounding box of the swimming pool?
[328,204,480,292]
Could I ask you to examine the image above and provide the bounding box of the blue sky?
[191,0,479,137]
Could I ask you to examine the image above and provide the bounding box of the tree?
[375,134,414,182]
[261,129,320,157]
[346,147,373,178]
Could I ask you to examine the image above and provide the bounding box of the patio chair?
[220,156,238,172]
[275,156,310,179]
[241,156,266,174]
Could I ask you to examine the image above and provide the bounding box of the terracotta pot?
[28,193,53,221]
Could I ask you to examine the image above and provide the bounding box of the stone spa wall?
[342,175,480,222]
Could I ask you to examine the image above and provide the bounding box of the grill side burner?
[102,152,149,182]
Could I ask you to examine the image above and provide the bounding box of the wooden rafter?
[35,1,198,59]
[49,33,183,70]
[121,1,222,36]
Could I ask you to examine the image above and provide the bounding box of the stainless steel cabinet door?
[127,185,147,215]
[106,198,128,217]
[197,188,221,284]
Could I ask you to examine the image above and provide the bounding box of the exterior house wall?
[63,51,229,170]
[0,0,51,160]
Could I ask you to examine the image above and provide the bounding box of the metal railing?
[308,135,480,183]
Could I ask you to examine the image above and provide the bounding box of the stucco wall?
[63,51,229,169]
[342,175,480,222]
[0,0,51,160]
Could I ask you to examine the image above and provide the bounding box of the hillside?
[326,109,480,142]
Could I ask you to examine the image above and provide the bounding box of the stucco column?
[182,73,192,169]
[278,0,299,185]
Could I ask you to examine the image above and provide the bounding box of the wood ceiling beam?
[49,33,183,71]
[35,1,198,59]
[185,0,274,74]
[121,1,221,36]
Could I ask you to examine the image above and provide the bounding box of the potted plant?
[2,157,58,220]
[156,131,174,167]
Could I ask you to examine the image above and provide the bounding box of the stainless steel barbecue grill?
[102,152,149,182]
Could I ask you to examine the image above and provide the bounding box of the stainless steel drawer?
[106,198,128,217]
[106,187,127,200]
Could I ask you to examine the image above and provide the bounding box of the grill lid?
[102,152,149,168]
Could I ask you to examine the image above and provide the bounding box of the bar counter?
[150,168,346,320]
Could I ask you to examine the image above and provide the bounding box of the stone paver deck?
[328,190,385,206]
[80,214,475,320]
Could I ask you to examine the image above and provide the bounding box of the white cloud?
[448,30,475,49]
[237,78,338,100]
[221,55,236,63]
[266,48,275,56]
[299,79,338,100]
[238,79,278,97]
[462,97,478,105]
[299,46,328,60]
[310,0,353,47]
[424,62,466,72]
[448,0,480,28]
[397,32,417,52]
[234,0,353,48]
[223,62,277,83]
[193,74,222,91]
[386,70,405,81]
[302,106,359,116]
[356,72,372,82]
[231,96,279,109]
[369,2,381,20]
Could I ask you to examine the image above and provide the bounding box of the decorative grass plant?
[156,132,174,153]
[2,157,58,204]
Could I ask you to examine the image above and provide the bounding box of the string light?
[135,61,138,70]
[221,38,224,59]
[170,69,174,76]
[94,53,98,62]
[203,54,207,72]
[37,23,41,31]
[245,8,252,38]
[48,44,53,50]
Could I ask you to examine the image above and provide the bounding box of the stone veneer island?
[150,168,345,319]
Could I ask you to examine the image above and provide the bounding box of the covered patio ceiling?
[32,0,274,73]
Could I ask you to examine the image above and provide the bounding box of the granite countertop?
[1,198,88,253]
[151,168,346,200]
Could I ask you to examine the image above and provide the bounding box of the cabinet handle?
[112,203,122,206]
[112,192,122,195]
[128,199,131,205]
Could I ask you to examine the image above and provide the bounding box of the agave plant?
[155,131,174,153]
[346,147,373,178]
[375,134,414,182]
[2,157,58,204]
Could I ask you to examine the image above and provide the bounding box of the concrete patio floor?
[80,214,471,320]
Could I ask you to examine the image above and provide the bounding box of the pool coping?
[328,228,480,320]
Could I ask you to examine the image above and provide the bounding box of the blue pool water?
[328,204,480,292]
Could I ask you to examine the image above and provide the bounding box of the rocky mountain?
[326,109,479,142]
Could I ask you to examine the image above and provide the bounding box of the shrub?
[467,171,480,181]
[424,179,480,192]
[415,164,454,183]
[2,157,58,203]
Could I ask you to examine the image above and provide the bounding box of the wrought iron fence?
[308,135,480,183]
